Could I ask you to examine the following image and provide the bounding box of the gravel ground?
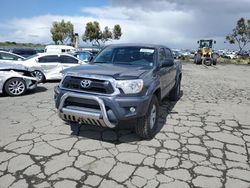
[0,63,250,188]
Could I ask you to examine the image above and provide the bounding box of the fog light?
[130,107,136,113]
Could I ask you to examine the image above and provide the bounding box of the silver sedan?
[0,62,37,96]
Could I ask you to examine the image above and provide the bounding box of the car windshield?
[93,46,155,67]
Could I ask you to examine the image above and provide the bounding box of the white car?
[0,62,37,96]
[224,51,237,59]
[45,45,76,53]
[0,50,25,63]
[18,53,86,82]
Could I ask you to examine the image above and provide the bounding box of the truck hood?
[63,63,151,80]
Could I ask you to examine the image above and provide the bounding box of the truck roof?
[105,43,169,49]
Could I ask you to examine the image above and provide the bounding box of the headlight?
[116,79,143,94]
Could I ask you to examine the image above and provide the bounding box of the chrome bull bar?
[58,92,116,128]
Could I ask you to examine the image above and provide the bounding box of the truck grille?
[62,76,114,94]
[65,97,100,110]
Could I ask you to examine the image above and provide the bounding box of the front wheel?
[135,95,159,139]
[203,58,212,66]
[4,78,27,96]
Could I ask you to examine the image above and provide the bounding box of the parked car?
[20,53,86,82]
[79,47,101,56]
[54,44,182,139]
[0,51,25,63]
[45,45,76,53]
[172,50,181,59]
[71,51,93,62]
[35,48,45,53]
[10,48,37,58]
[224,51,238,59]
[237,50,250,59]
[179,50,195,59]
[0,62,37,96]
[0,48,10,52]
[216,49,227,57]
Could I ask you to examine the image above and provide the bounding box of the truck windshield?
[93,47,155,67]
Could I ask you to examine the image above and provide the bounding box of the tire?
[169,78,181,101]
[194,54,202,64]
[213,59,217,65]
[135,95,159,139]
[4,78,27,96]
[203,58,212,66]
[32,70,45,82]
[212,54,218,65]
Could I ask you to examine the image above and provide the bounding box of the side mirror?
[17,58,23,61]
[214,40,216,44]
[197,41,200,44]
[161,59,174,67]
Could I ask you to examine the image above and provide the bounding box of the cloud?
[109,0,250,14]
[81,6,196,47]
[0,0,250,49]
[0,15,90,44]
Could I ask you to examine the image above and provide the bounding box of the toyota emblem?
[80,79,92,88]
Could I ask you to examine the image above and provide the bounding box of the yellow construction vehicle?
[194,39,218,66]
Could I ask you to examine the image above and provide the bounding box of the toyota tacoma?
[54,44,182,138]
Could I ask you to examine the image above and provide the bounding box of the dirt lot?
[0,63,250,188]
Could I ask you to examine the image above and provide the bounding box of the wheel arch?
[153,88,161,102]
[33,70,46,81]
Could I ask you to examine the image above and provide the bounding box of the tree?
[82,21,122,46]
[50,20,74,45]
[102,26,113,43]
[82,21,102,46]
[113,24,122,40]
[226,17,250,52]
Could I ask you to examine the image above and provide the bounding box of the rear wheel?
[4,78,27,96]
[212,53,218,65]
[32,70,45,82]
[194,54,202,64]
[135,95,159,139]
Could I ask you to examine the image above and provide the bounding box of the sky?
[0,0,250,50]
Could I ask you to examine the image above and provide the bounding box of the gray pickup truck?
[54,44,182,138]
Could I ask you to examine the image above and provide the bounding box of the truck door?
[165,48,177,91]
[158,48,172,98]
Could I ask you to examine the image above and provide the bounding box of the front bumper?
[54,87,151,128]
[25,79,38,90]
